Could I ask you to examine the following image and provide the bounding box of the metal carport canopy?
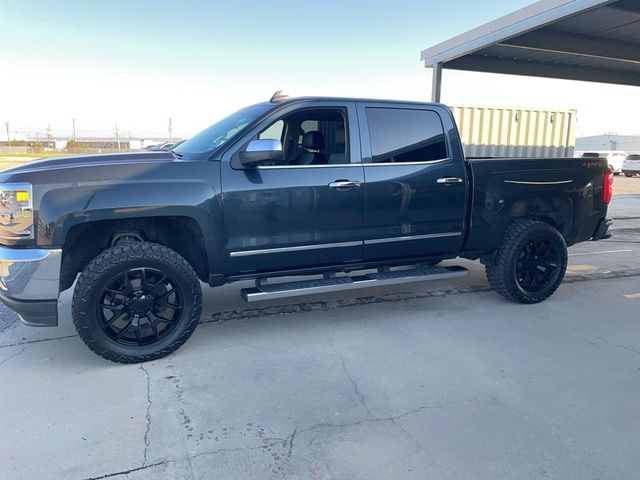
[421,0,640,101]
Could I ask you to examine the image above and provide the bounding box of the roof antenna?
[270,90,289,103]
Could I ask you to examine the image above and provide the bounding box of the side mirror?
[240,139,283,167]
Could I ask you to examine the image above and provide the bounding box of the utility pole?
[72,118,76,141]
[114,123,121,151]
[4,122,9,142]
[168,117,173,142]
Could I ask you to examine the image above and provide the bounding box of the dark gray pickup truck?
[0,94,613,362]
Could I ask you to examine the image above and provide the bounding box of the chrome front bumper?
[0,246,62,326]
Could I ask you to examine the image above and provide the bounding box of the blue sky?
[2,0,639,139]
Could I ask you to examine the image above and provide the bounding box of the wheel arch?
[506,196,573,241]
[60,216,210,291]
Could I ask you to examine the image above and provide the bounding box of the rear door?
[220,101,365,274]
[357,102,468,261]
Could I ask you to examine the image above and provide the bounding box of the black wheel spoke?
[115,318,134,339]
[121,272,135,294]
[156,316,177,325]
[156,287,175,300]
[146,312,161,339]
[104,311,128,327]
[152,275,167,287]
[98,267,184,347]
[515,238,562,293]
[134,325,143,343]
[102,303,125,312]
[105,288,125,296]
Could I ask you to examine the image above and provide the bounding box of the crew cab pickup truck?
[0,94,613,363]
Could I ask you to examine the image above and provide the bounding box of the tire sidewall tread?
[72,242,202,363]
[486,219,568,304]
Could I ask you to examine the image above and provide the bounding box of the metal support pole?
[431,63,443,103]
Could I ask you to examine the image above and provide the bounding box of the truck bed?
[463,156,610,257]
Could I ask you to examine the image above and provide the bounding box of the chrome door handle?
[436,177,463,184]
[329,180,361,189]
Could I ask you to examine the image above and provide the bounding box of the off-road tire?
[486,219,567,304]
[72,242,202,363]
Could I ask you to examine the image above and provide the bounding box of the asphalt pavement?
[1,195,639,480]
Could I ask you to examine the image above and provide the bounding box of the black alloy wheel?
[98,268,184,347]
[514,238,559,293]
[485,219,568,304]
[72,242,202,363]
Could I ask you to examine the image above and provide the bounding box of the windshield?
[173,103,273,156]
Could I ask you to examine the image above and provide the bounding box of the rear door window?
[365,108,447,163]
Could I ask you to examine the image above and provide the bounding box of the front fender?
[33,161,225,274]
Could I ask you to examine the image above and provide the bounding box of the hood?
[0,151,174,176]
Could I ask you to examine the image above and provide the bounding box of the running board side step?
[241,265,468,302]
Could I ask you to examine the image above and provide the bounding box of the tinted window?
[366,108,447,163]
[627,154,640,160]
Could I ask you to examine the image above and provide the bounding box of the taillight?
[602,170,613,204]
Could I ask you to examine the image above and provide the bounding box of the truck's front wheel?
[72,242,202,363]
[486,219,567,304]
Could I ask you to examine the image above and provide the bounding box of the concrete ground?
[1,196,639,480]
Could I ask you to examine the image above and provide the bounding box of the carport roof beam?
[421,0,640,100]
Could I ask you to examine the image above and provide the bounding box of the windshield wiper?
[170,149,183,158]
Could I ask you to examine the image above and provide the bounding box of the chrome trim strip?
[504,180,573,185]
[363,158,449,167]
[364,232,462,245]
[256,164,362,169]
[253,158,450,169]
[230,240,363,257]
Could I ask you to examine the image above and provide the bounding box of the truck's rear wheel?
[486,219,567,304]
[72,242,202,363]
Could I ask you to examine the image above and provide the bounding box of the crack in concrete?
[283,427,297,458]
[389,417,436,466]
[303,393,486,437]
[0,334,76,349]
[82,461,165,480]
[139,365,152,468]
[83,395,485,479]
[340,355,373,416]
[591,334,640,356]
[336,350,438,465]
[0,346,25,367]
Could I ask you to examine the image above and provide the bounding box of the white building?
[576,135,640,153]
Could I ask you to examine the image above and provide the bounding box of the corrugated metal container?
[449,105,577,158]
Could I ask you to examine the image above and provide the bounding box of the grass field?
[0,152,73,172]
[0,152,73,158]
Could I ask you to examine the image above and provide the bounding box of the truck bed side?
[462,156,610,258]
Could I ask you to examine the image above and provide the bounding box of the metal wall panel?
[449,105,576,158]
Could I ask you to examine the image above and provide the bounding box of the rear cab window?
[365,108,447,163]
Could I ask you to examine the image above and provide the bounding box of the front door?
[221,102,365,274]
[357,102,468,261]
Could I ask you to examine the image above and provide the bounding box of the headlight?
[0,182,34,241]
